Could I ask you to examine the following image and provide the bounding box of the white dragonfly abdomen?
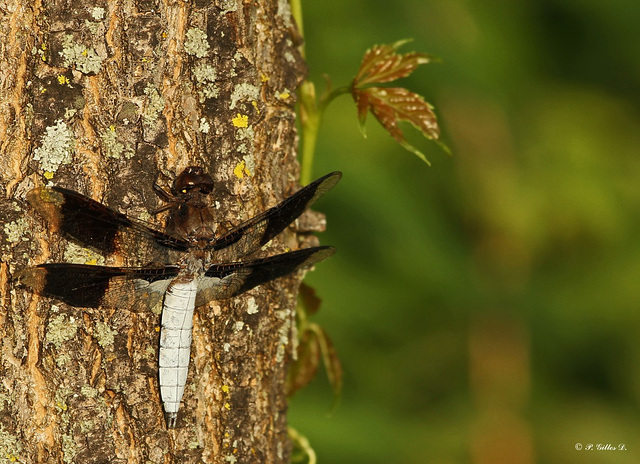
[159,279,198,428]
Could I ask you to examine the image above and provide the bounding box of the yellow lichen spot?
[232,113,248,128]
[40,87,47,93]
[82,49,88,56]
[225,432,229,438]
[277,91,290,100]
[221,385,230,393]
[41,43,47,51]
[260,73,269,82]
[109,124,116,132]
[162,32,167,39]
[41,55,47,62]
[57,75,69,85]
[233,160,245,179]
[85,258,98,265]
[233,160,251,179]
[251,100,260,113]
[224,402,231,410]
[44,171,54,180]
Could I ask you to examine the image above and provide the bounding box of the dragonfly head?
[173,166,214,197]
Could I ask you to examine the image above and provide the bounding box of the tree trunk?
[0,0,306,462]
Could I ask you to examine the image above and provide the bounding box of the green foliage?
[289,3,450,462]
[289,1,640,464]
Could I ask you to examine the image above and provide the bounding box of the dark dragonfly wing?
[27,187,190,255]
[208,172,341,258]
[16,263,179,309]
[18,248,335,309]
[195,246,335,306]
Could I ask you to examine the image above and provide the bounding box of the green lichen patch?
[184,28,210,58]
[218,0,237,13]
[79,419,94,434]
[0,393,10,411]
[93,321,117,348]
[144,345,156,359]
[61,433,78,464]
[33,119,75,173]
[143,84,165,125]
[60,34,102,75]
[0,424,22,463]
[91,7,105,20]
[242,154,255,176]
[275,309,292,363]
[234,125,255,143]
[246,296,258,315]
[101,125,134,159]
[3,218,29,243]
[80,385,98,398]
[236,142,248,154]
[199,117,210,133]
[55,353,72,368]
[193,62,218,101]
[54,387,72,413]
[84,19,102,36]
[85,7,106,36]
[230,83,260,109]
[277,0,292,26]
[46,314,78,350]
[63,242,105,265]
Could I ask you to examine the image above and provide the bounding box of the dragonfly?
[16,166,341,428]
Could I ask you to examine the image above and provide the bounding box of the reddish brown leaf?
[354,40,434,87]
[354,89,371,136]
[353,86,441,164]
[299,282,322,316]
[287,329,321,396]
[316,327,343,402]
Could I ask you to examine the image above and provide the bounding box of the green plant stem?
[299,99,319,185]
[291,1,350,184]
[319,85,350,112]
[299,83,350,185]
[290,0,305,57]
[289,427,317,464]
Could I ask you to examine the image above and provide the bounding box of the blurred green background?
[288,1,640,463]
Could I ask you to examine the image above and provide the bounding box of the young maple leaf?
[352,40,447,164]
[354,39,435,87]
[354,86,441,164]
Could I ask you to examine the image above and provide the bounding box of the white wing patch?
[193,270,250,307]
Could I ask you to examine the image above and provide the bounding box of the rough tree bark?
[0,0,308,462]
